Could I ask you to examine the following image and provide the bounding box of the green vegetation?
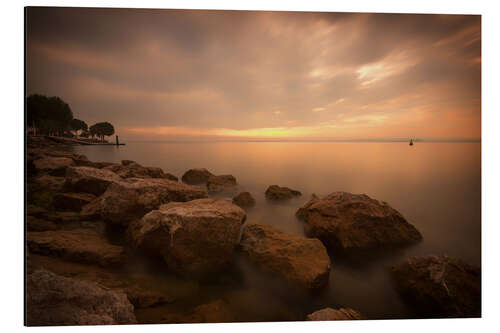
[27,94,115,142]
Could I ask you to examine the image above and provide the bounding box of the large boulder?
[33,156,75,176]
[296,192,422,252]
[53,193,97,212]
[390,255,481,318]
[239,224,331,289]
[128,198,246,276]
[27,229,126,266]
[306,307,364,321]
[31,175,66,192]
[103,160,178,181]
[265,185,302,201]
[64,166,122,196]
[26,269,137,326]
[232,192,256,208]
[206,174,237,193]
[82,177,208,226]
[181,168,214,184]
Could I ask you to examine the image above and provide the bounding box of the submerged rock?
[239,224,331,289]
[26,269,137,326]
[53,193,97,212]
[296,192,422,252]
[207,174,237,193]
[27,229,126,266]
[265,185,302,201]
[64,166,122,196]
[181,168,214,184]
[306,307,364,321]
[232,191,256,208]
[128,198,246,276]
[82,177,208,226]
[390,255,481,318]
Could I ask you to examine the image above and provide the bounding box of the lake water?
[73,141,481,321]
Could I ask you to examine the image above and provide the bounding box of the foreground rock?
[103,160,178,181]
[64,166,122,195]
[26,269,137,326]
[33,156,75,176]
[129,198,246,276]
[390,255,481,318]
[207,174,237,193]
[53,193,96,212]
[27,229,125,266]
[190,299,235,323]
[232,192,256,208]
[181,168,214,184]
[31,175,66,192]
[82,177,208,226]
[306,307,364,321]
[296,192,422,252]
[265,185,302,201]
[239,224,331,289]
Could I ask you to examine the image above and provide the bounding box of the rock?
[33,157,75,176]
[27,216,58,232]
[181,168,214,184]
[128,198,246,276]
[103,160,178,181]
[124,286,173,309]
[27,229,126,266]
[64,166,122,195]
[191,299,235,323]
[232,192,256,208]
[306,307,364,321]
[31,175,66,192]
[26,269,136,326]
[207,174,237,193]
[53,193,97,212]
[27,204,48,218]
[390,255,481,318]
[83,177,208,226]
[239,224,331,289]
[265,185,302,201]
[296,192,422,252]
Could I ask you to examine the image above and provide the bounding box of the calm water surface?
[73,141,481,320]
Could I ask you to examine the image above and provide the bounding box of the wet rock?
[27,229,125,266]
[33,157,75,176]
[390,255,481,318]
[181,168,214,184]
[306,307,364,321]
[296,192,422,252]
[239,224,331,289]
[232,192,256,208]
[26,269,136,326]
[207,174,237,193]
[103,160,178,181]
[265,185,302,201]
[128,198,246,276]
[65,166,122,196]
[53,193,97,212]
[83,177,208,226]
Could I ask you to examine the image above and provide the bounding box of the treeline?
[27,94,115,142]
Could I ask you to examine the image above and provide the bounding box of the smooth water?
[73,141,481,320]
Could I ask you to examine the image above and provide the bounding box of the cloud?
[26,8,481,140]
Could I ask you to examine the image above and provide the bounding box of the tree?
[70,118,88,137]
[27,94,73,136]
[89,122,115,142]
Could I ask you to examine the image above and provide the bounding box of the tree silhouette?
[70,118,88,137]
[89,122,115,142]
[27,94,73,136]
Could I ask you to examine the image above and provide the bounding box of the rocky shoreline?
[25,136,481,325]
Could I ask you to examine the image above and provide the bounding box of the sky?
[26,8,481,141]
